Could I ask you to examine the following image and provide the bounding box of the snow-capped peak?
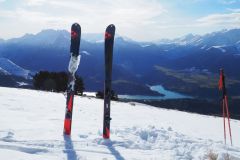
[154,28,240,47]
[154,33,203,46]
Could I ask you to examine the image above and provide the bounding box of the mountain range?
[0,28,240,98]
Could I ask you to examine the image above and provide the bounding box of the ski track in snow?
[0,87,240,160]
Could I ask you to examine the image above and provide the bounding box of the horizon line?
[1,27,240,43]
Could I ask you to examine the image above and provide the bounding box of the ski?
[103,24,116,139]
[64,23,81,135]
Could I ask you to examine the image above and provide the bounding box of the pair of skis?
[63,23,116,139]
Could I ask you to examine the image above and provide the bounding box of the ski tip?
[72,23,80,27]
[71,23,81,33]
[105,24,115,39]
[107,24,115,30]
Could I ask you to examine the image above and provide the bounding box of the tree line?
[33,71,84,95]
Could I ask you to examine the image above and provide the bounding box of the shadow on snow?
[103,139,125,160]
[63,135,78,160]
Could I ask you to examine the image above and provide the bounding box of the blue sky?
[0,0,240,41]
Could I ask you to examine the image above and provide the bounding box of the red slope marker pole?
[224,95,233,146]
[218,69,233,146]
[222,99,226,145]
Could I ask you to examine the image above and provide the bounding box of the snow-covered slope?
[0,58,31,79]
[0,67,10,75]
[0,87,240,159]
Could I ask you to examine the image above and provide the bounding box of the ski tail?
[64,23,81,136]
[103,127,110,139]
[64,91,74,135]
[103,24,116,139]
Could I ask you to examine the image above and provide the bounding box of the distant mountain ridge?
[1,28,240,45]
[155,29,240,47]
[0,28,240,98]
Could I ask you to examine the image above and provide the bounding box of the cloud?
[197,12,240,26]
[220,0,240,4]
[9,1,167,32]
[46,0,168,25]
[1,0,239,41]
[0,9,47,21]
[7,0,167,28]
[227,8,240,13]
[0,0,169,40]
[24,0,47,6]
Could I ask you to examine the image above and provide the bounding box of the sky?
[0,0,240,41]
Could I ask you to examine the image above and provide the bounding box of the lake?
[119,85,192,100]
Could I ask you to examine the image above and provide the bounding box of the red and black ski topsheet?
[64,82,75,135]
[103,24,115,139]
[70,23,81,57]
[64,23,81,135]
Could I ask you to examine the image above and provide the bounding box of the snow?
[81,51,91,56]
[16,82,29,86]
[0,87,240,159]
[207,46,226,53]
[236,41,240,52]
[141,44,151,48]
[201,45,207,50]
[0,67,10,75]
[0,58,31,79]
[95,40,104,43]
[212,46,226,52]
[83,92,96,97]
